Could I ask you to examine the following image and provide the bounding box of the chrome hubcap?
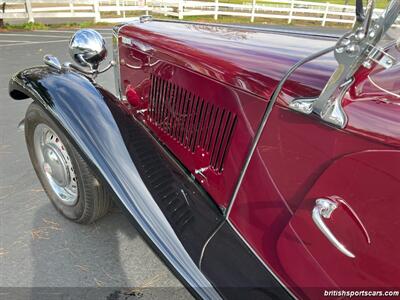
[34,124,78,206]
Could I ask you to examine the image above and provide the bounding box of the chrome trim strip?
[227,219,297,299]
[225,45,335,217]
[198,221,224,270]
[112,20,151,100]
[151,18,341,39]
[112,25,123,100]
[368,75,400,98]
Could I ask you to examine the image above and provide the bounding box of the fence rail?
[0,0,396,26]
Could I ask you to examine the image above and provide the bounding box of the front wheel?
[25,102,111,224]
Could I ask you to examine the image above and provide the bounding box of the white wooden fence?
[0,0,394,26]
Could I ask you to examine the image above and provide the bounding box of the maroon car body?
[9,4,400,299]
[116,19,400,298]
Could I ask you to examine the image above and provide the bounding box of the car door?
[227,55,400,298]
[277,151,400,295]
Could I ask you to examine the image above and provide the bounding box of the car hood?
[119,20,338,100]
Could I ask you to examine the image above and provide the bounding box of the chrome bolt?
[336,47,344,54]
[369,31,376,38]
[363,61,372,69]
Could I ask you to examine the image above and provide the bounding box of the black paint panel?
[202,222,292,299]
[99,87,224,262]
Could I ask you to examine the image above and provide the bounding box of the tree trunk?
[0,2,5,28]
[341,0,349,20]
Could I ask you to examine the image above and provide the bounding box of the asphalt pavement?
[0,29,192,300]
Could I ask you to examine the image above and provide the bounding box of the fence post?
[322,2,329,26]
[93,0,100,22]
[352,7,357,27]
[0,2,5,28]
[214,0,218,20]
[288,0,294,24]
[164,0,168,16]
[25,0,34,23]
[69,0,74,13]
[178,0,183,19]
[250,0,255,22]
[116,0,121,15]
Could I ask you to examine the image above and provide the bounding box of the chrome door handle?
[121,58,142,70]
[312,198,355,258]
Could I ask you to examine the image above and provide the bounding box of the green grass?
[2,21,111,31]
[3,22,49,30]
[299,0,389,8]
[210,0,390,8]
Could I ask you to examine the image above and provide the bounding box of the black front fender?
[9,66,220,300]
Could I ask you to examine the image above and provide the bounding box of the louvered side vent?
[148,74,237,173]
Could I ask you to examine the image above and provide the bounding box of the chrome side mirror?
[69,29,107,70]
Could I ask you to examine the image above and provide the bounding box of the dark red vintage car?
[8,0,400,298]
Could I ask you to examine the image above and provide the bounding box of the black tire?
[25,101,111,224]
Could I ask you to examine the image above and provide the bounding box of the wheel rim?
[33,124,78,206]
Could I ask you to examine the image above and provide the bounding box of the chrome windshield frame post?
[112,24,125,101]
[289,0,400,129]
